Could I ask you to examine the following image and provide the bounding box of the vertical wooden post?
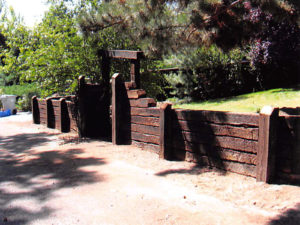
[159,103,172,159]
[130,59,140,89]
[46,97,51,128]
[59,98,66,132]
[78,76,86,137]
[256,106,279,183]
[111,73,122,145]
[31,96,40,124]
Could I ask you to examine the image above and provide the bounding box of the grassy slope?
[172,88,300,113]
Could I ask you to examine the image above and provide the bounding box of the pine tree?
[79,0,300,56]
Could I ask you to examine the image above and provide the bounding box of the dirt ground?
[0,113,300,225]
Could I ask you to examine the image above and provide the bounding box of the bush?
[0,83,41,111]
[164,46,256,101]
[140,70,169,101]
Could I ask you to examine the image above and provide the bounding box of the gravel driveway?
[0,113,299,225]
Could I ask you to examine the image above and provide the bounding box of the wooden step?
[129,98,156,107]
[127,89,146,99]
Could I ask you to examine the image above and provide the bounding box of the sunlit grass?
[172,88,300,113]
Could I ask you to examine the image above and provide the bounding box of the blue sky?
[7,0,49,27]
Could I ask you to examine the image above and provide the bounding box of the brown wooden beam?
[32,96,40,124]
[159,103,172,159]
[256,106,279,183]
[99,50,144,60]
[111,73,122,145]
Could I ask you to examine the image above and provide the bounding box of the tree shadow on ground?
[0,133,54,154]
[268,203,300,225]
[0,132,105,224]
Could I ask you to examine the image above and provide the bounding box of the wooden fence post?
[78,76,86,137]
[31,96,40,124]
[59,98,68,132]
[256,106,279,183]
[111,73,122,145]
[46,97,51,128]
[159,103,172,159]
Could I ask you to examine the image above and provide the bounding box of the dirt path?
[0,113,300,225]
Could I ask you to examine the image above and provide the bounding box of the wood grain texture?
[131,131,160,145]
[130,107,160,117]
[131,123,160,136]
[127,89,146,99]
[256,107,279,183]
[131,116,160,126]
[132,140,160,154]
[129,98,157,108]
[174,120,259,140]
[174,109,259,126]
[171,131,258,153]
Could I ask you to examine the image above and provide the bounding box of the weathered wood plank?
[174,120,259,140]
[170,143,256,165]
[256,106,279,183]
[132,140,160,154]
[99,50,144,60]
[172,130,258,153]
[131,131,160,145]
[131,116,160,126]
[112,73,121,145]
[159,103,172,160]
[129,98,156,108]
[131,123,160,136]
[130,107,160,117]
[174,109,259,126]
[173,149,256,177]
[127,89,146,99]
[32,96,40,124]
[51,100,61,107]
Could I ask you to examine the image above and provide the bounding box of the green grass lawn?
[172,88,300,113]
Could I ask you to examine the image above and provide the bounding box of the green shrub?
[164,46,256,101]
[140,71,169,101]
[0,83,41,111]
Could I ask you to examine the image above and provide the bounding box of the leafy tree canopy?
[79,0,300,56]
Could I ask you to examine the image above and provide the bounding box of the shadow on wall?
[0,132,105,224]
[157,109,228,176]
[268,203,300,225]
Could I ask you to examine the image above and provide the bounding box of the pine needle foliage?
[79,0,300,57]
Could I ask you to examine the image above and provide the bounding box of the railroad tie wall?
[275,109,300,183]
[169,109,259,177]
[127,94,160,153]
[33,96,73,133]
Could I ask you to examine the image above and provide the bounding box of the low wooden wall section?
[112,77,300,184]
[275,108,300,183]
[32,96,75,133]
[169,110,259,177]
[130,101,160,153]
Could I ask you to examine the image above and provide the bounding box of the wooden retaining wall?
[129,102,161,153]
[111,75,300,183]
[169,109,259,177]
[112,74,259,177]
[32,96,75,133]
